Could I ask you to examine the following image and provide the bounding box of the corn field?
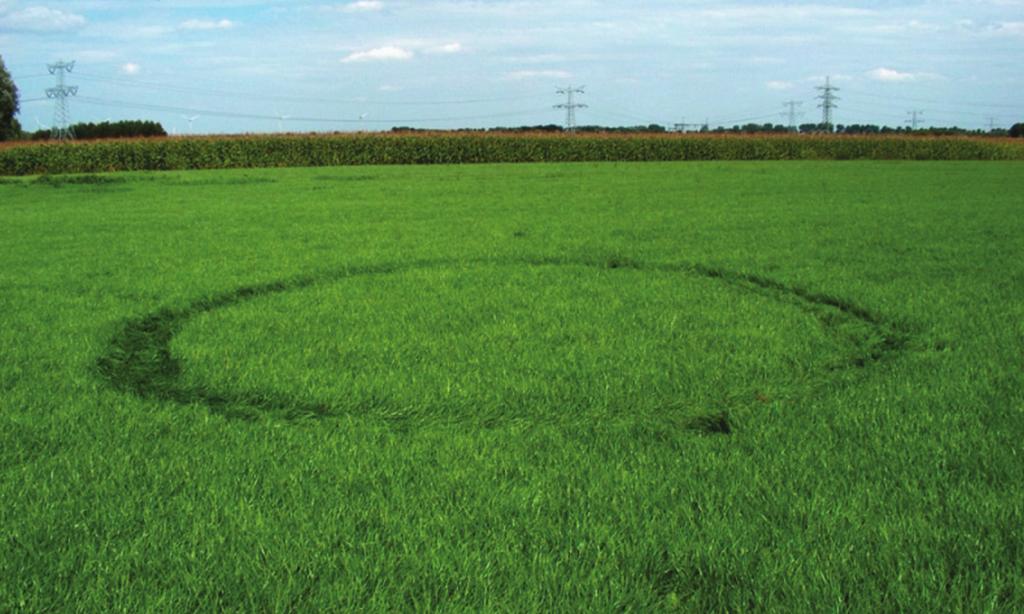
[1,132,1022,175]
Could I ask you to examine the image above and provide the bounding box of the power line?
[707,111,783,126]
[71,72,547,107]
[842,93,1016,120]
[585,101,658,125]
[590,109,657,125]
[554,85,587,133]
[59,94,1006,134]
[838,103,914,121]
[816,76,840,131]
[826,103,995,129]
[46,60,78,141]
[842,88,1022,111]
[587,111,661,128]
[74,96,553,126]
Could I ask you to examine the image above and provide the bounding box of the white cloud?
[856,19,944,34]
[343,0,383,11]
[120,62,141,75]
[342,38,464,56]
[180,18,234,30]
[428,42,463,54]
[695,6,875,21]
[766,80,794,91]
[379,84,402,91]
[341,46,414,63]
[866,67,940,82]
[0,6,86,32]
[503,69,572,81]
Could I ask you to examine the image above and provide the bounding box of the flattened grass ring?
[96,256,907,430]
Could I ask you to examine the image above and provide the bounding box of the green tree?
[1010,123,1024,138]
[0,54,20,141]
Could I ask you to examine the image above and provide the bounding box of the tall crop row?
[1,133,1021,175]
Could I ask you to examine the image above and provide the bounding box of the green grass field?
[1,161,1022,611]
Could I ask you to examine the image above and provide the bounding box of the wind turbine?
[273,106,292,133]
[358,112,369,132]
[181,115,199,134]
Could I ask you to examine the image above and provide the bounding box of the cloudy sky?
[2,0,1022,133]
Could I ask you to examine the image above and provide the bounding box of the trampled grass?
[1,161,1022,610]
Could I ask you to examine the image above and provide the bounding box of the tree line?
[25,120,167,141]
[415,123,1023,137]
[558,123,1019,136]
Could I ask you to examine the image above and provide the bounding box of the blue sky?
[2,0,1022,133]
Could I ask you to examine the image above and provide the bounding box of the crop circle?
[97,257,906,430]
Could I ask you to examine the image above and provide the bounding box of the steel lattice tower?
[46,60,78,141]
[906,110,924,130]
[815,76,839,132]
[783,100,803,132]
[555,86,587,133]
[673,119,704,133]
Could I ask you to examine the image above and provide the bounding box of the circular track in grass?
[96,257,908,431]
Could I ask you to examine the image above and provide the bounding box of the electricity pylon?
[783,100,803,132]
[555,85,587,133]
[46,60,78,141]
[816,76,839,132]
[673,119,703,132]
[906,110,924,130]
